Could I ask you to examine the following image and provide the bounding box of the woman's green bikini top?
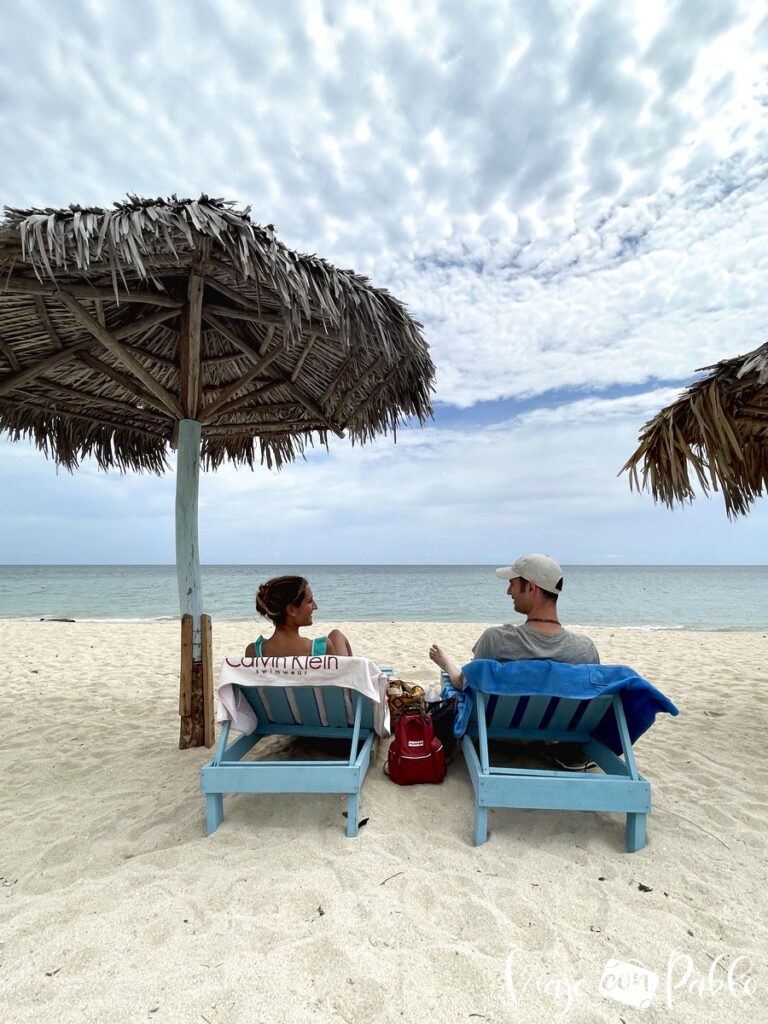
[253,635,328,656]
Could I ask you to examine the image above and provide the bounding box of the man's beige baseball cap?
[495,554,564,592]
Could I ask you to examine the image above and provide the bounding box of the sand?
[1,619,766,1023]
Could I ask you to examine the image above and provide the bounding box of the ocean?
[0,564,765,630]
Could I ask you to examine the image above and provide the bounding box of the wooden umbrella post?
[177,240,214,749]
[176,417,213,748]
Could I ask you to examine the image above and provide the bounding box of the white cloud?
[5,383,763,564]
[390,151,768,406]
[1,0,767,562]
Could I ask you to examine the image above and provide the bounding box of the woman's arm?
[326,628,353,656]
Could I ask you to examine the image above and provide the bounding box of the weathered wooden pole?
[177,240,213,749]
[176,418,213,748]
[176,417,203,653]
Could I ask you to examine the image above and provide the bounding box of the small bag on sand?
[387,681,425,725]
[425,696,458,759]
[385,712,446,785]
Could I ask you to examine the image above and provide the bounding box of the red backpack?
[386,712,446,785]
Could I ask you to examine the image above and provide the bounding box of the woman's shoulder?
[245,636,264,657]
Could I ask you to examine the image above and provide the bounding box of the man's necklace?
[526,617,561,625]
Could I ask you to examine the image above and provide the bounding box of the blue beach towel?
[444,659,679,754]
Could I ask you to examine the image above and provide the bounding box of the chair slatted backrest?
[573,695,614,732]
[321,685,354,727]
[488,694,521,729]
[544,697,587,731]
[480,692,615,736]
[239,683,374,730]
[486,694,552,731]
[518,695,554,730]
[238,684,272,723]
[290,687,323,728]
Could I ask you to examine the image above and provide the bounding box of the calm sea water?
[0,564,765,630]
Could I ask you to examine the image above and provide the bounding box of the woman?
[245,575,353,658]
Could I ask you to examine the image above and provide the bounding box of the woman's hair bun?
[255,575,308,625]
[255,583,270,618]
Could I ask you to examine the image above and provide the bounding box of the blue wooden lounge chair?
[450,660,678,852]
[201,659,387,837]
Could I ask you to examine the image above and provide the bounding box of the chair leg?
[626,812,647,852]
[346,792,360,837]
[473,805,489,846]
[205,793,224,835]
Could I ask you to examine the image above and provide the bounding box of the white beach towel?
[216,654,391,737]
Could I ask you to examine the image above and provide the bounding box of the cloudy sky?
[1,0,767,564]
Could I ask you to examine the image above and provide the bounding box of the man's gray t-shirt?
[472,623,599,664]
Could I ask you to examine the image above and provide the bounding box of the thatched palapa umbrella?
[621,341,768,517]
[0,195,434,747]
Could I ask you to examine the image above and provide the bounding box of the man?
[429,553,599,769]
[475,553,598,664]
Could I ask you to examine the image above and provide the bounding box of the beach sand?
[1,619,766,1023]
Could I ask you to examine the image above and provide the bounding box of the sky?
[1,0,767,565]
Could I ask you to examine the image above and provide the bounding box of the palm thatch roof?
[621,341,768,517]
[0,195,434,471]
